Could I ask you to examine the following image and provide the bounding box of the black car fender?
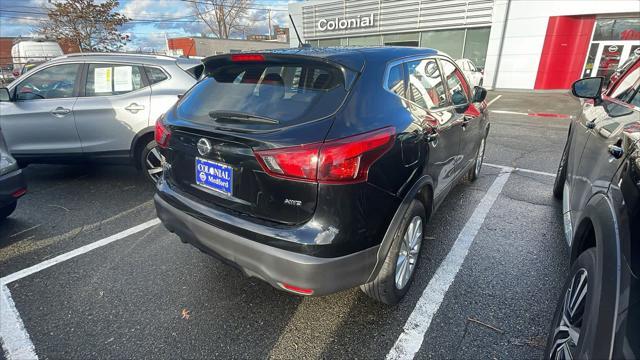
[366,174,434,282]
[571,192,621,359]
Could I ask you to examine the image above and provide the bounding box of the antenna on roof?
[289,14,309,48]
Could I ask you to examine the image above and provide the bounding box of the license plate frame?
[195,157,233,196]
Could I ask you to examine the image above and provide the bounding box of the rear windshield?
[185,64,204,79]
[176,61,348,126]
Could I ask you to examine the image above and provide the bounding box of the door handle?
[50,107,71,117]
[608,145,624,159]
[125,103,145,113]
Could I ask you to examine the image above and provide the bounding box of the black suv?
[154,47,489,304]
[546,57,639,358]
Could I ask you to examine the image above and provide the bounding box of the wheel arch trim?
[365,174,434,282]
[570,192,621,359]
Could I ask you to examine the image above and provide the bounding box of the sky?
[0,0,300,51]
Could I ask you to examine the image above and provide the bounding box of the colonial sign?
[317,14,375,31]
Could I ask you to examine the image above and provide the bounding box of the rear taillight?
[254,127,395,184]
[155,116,171,149]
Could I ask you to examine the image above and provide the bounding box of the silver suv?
[0,53,202,182]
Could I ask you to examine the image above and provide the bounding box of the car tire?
[467,134,487,182]
[553,133,570,199]
[361,200,426,305]
[140,139,164,184]
[0,201,17,220]
[544,248,600,359]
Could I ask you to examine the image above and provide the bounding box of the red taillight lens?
[231,54,265,62]
[255,143,320,182]
[254,127,395,184]
[155,116,171,149]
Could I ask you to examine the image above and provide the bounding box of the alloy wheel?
[395,216,423,290]
[146,146,164,182]
[549,268,588,360]
[475,137,486,176]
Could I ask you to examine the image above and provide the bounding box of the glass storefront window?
[383,33,419,46]
[593,18,640,41]
[420,29,465,58]
[318,38,341,47]
[582,43,599,77]
[347,35,382,46]
[463,27,491,67]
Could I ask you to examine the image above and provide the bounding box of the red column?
[534,16,596,90]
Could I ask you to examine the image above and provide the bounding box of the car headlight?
[0,151,18,176]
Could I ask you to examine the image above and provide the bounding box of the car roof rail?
[57,52,178,61]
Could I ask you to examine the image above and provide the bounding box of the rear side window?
[440,59,470,106]
[386,64,404,96]
[85,63,144,96]
[406,59,449,110]
[177,61,348,126]
[145,66,169,85]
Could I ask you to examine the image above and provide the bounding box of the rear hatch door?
[165,53,359,225]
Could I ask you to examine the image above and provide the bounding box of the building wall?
[167,37,289,57]
[193,38,288,56]
[484,0,640,90]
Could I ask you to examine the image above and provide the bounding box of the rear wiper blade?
[208,111,279,125]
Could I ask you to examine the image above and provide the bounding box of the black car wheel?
[0,201,17,220]
[545,248,599,360]
[553,132,571,199]
[467,135,487,182]
[140,140,164,184]
[361,200,426,305]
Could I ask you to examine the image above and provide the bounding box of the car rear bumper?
[154,194,379,296]
[0,169,26,207]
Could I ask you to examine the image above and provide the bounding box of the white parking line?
[0,285,37,360]
[486,94,502,108]
[484,162,555,178]
[0,218,160,360]
[386,170,511,360]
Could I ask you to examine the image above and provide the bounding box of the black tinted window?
[177,61,348,126]
[145,67,169,84]
[16,64,79,100]
[85,64,144,96]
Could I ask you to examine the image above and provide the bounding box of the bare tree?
[35,0,129,52]
[192,0,254,39]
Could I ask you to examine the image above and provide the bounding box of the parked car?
[547,56,639,359]
[11,40,63,76]
[455,58,483,87]
[20,62,43,75]
[0,66,16,85]
[0,125,26,220]
[154,47,489,304]
[0,53,203,182]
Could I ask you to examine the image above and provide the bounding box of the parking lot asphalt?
[1,90,577,359]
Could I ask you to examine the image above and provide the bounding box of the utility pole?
[267,9,272,39]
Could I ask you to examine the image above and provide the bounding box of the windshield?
[176,61,349,126]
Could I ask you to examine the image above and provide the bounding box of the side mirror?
[0,88,11,102]
[472,86,487,103]
[572,77,603,99]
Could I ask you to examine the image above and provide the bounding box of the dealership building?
[288,0,640,90]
